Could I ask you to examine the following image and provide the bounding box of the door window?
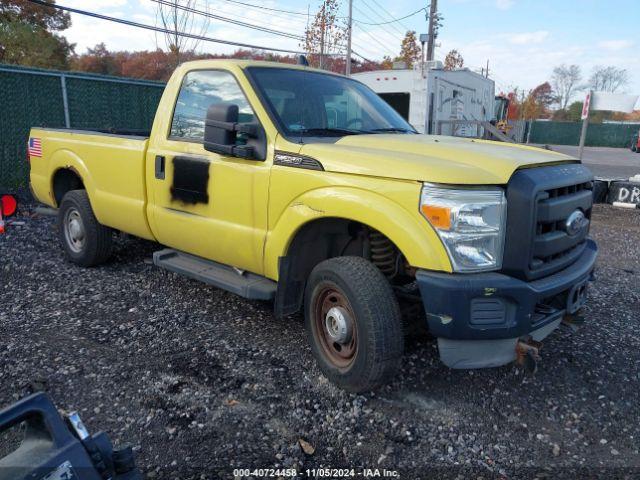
[170,70,255,142]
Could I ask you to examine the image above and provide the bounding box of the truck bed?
[29,127,154,240]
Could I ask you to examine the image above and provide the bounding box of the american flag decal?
[28,137,42,157]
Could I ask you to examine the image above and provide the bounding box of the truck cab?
[29,60,597,392]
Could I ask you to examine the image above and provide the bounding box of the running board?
[153,249,277,301]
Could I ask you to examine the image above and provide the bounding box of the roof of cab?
[176,58,345,77]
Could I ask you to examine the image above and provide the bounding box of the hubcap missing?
[313,285,358,369]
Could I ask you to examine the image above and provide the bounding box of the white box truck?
[353,63,495,136]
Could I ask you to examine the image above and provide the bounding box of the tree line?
[503,64,634,122]
[1,0,634,122]
[0,0,433,80]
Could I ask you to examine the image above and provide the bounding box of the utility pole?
[345,0,353,75]
[319,2,326,70]
[485,59,489,78]
[426,0,437,61]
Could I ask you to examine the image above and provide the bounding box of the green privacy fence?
[0,64,165,189]
[528,120,640,148]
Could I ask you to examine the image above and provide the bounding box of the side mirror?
[203,103,266,160]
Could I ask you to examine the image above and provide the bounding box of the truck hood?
[298,134,576,184]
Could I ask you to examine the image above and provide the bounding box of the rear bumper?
[416,239,597,366]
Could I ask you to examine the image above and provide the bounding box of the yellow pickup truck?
[29,59,597,392]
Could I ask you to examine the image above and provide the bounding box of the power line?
[354,6,427,26]
[359,0,407,37]
[352,4,404,44]
[216,0,310,17]
[151,0,304,41]
[351,41,378,57]
[26,0,304,54]
[352,22,398,58]
[368,0,412,31]
[27,0,373,66]
[201,2,309,29]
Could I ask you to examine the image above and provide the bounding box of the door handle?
[155,155,165,180]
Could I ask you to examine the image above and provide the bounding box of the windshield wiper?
[297,127,363,137]
[365,127,416,134]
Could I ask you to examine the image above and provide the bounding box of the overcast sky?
[59,0,639,105]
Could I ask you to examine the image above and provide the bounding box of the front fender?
[264,186,452,279]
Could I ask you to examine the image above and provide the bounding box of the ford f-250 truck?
[29,60,597,392]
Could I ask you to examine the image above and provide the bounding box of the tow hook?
[516,339,542,374]
[562,313,586,332]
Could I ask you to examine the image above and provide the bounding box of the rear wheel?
[304,256,404,392]
[58,190,113,267]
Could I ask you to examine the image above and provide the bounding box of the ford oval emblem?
[565,210,586,236]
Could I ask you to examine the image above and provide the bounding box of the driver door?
[146,69,271,275]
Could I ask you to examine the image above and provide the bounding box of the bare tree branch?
[589,65,629,93]
[551,64,582,110]
[155,0,209,66]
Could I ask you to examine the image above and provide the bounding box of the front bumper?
[416,238,597,345]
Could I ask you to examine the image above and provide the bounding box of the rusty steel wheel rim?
[312,283,358,369]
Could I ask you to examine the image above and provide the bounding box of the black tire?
[304,256,404,392]
[632,144,637,152]
[57,190,113,267]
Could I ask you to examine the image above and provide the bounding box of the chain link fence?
[0,64,165,190]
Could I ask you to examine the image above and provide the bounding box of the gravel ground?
[1,202,639,479]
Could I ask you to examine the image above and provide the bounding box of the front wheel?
[58,190,113,267]
[304,256,404,392]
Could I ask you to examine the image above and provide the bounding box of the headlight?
[420,184,506,272]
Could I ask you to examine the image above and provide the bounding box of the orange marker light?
[421,205,451,230]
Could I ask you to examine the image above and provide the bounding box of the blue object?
[0,392,141,480]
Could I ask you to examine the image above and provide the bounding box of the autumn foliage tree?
[521,82,556,119]
[443,49,463,70]
[0,0,75,68]
[303,0,346,70]
[397,31,421,68]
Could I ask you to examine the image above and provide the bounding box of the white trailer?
[353,64,495,136]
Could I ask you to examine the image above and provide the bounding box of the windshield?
[247,67,416,138]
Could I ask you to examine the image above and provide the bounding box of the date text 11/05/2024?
[233,468,400,477]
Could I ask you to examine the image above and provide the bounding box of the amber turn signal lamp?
[420,204,451,230]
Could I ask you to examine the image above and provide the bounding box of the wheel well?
[53,168,84,206]
[274,218,408,318]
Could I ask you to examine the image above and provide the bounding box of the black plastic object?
[203,102,267,160]
[204,102,238,155]
[592,179,609,204]
[416,239,597,341]
[153,248,277,300]
[0,393,142,480]
[502,163,594,282]
[154,155,165,180]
